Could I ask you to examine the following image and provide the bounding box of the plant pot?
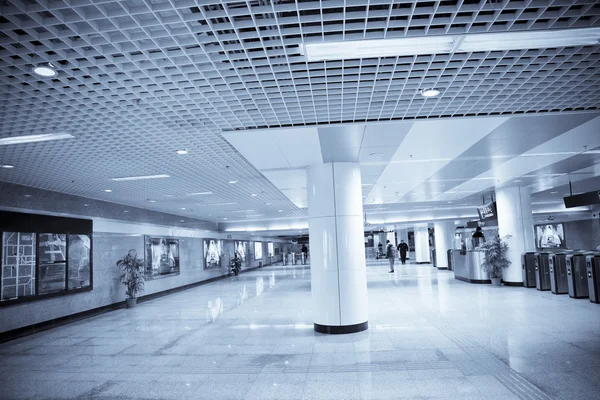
[126,298,137,308]
[233,269,239,276]
[490,277,501,286]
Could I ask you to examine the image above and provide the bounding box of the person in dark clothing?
[472,227,485,247]
[377,242,383,258]
[386,241,395,273]
[397,240,409,265]
[472,227,484,238]
[301,244,308,254]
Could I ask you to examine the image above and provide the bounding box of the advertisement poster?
[254,241,263,260]
[204,239,223,269]
[535,224,566,249]
[145,237,180,278]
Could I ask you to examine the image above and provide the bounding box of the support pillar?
[495,186,535,285]
[414,223,430,263]
[307,162,368,334]
[434,221,454,270]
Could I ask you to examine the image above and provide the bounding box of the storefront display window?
[68,234,91,289]
[38,233,67,295]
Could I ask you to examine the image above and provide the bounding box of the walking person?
[397,240,409,265]
[386,240,395,273]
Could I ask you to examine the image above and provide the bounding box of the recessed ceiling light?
[278,210,283,213]
[147,199,157,203]
[229,180,237,184]
[103,189,112,193]
[32,62,57,78]
[180,207,186,210]
[111,174,170,181]
[24,194,32,198]
[176,149,188,155]
[421,88,441,98]
[0,133,74,146]
[223,217,228,220]
[1,164,14,169]
[550,191,559,194]
[265,202,271,205]
[180,219,185,222]
[251,193,258,197]
[123,210,129,213]
[206,202,237,206]
[83,204,89,207]
[369,152,384,157]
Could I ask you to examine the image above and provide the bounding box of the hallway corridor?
[1,261,599,400]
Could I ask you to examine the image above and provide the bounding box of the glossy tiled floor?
[1,260,600,400]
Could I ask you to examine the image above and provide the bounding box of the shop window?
[38,233,67,295]
[68,234,91,289]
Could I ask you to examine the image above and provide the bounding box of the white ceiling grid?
[0,0,599,225]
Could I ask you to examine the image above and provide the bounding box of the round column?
[434,221,454,270]
[495,186,535,284]
[307,162,368,334]
[414,223,430,263]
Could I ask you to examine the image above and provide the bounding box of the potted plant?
[230,253,242,276]
[478,235,512,286]
[117,249,145,308]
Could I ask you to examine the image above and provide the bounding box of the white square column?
[307,162,368,334]
[495,186,535,284]
[414,224,430,263]
[434,221,455,270]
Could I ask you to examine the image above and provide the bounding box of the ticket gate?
[549,253,569,294]
[566,253,589,298]
[521,252,537,288]
[534,252,551,291]
[447,249,453,271]
[586,254,600,304]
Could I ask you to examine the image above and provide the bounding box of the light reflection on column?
[256,277,264,296]
[269,272,276,288]
[206,297,223,322]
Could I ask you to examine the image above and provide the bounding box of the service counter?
[451,249,490,284]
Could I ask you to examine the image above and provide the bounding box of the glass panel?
[68,234,91,289]
[38,233,67,294]
[1,232,36,301]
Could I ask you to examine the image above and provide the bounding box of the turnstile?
[534,252,551,291]
[586,254,600,304]
[447,249,453,271]
[431,248,437,268]
[522,252,537,288]
[566,253,589,298]
[549,253,569,294]
[300,253,307,265]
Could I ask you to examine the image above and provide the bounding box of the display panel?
[1,232,36,301]
[254,241,263,260]
[204,239,223,269]
[68,234,91,289]
[235,241,249,263]
[145,237,180,279]
[268,242,274,257]
[535,223,566,249]
[38,233,67,295]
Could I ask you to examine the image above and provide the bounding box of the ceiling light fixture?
[229,180,237,184]
[103,189,112,192]
[176,149,188,155]
[187,191,213,196]
[111,174,170,181]
[369,152,384,157]
[1,164,14,169]
[251,193,258,197]
[147,199,157,203]
[32,62,58,78]
[304,27,600,61]
[0,133,74,146]
[420,88,441,98]
[206,202,237,206]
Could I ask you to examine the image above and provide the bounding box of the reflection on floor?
[1,260,599,400]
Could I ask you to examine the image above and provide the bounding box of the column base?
[314,321,368,334]
[503,281,524,287]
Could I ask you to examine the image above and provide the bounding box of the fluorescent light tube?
[111,174,170,181]
[186,191,213,195]
[206,202,237,206]
[0,133,74,146]
[459,27,600,52]
[305,35,454,61]
[304,27,600,61]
